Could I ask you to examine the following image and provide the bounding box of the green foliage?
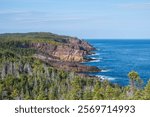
[143,80,150,99]
[0,32,68,61]
[128,71,140,81]
[0,60,150,100]
[0,33,150,100]
[128,71,142,96]
[0,59,125,100]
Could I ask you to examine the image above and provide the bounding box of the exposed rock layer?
[0,32,100,74]
[31,38,94,62]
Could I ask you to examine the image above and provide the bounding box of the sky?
[0,0,150,39]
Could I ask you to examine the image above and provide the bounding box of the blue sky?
[0,0,150,39]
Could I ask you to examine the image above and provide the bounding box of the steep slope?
[0,32,100,78]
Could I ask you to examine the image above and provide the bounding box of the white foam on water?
[90,57,102,60]
[81,58,101,63]
[90,59,101,62]
[96,75,116,81]
[91,57,97,59]
[101,69,111,72]
[89,56,102,63]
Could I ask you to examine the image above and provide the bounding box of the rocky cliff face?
[0,32,100,75]
[34,54,100,73]
[30,35,100,73]
[31,37,94,62]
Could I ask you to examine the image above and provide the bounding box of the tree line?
[0,59,150,100]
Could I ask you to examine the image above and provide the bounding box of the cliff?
[31,37,94,62]
[0,32,100,76]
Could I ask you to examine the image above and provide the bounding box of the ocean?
[83,39,150,86]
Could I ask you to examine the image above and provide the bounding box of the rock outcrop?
[34,54,100,73]
[0,32,100,74]
[31,37,94,62]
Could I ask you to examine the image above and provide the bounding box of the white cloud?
[118,2,150,9]
[0,9,89,24]
[14,17,84,24]
[0,10,29,15]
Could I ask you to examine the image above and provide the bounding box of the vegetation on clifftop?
[0,32,150,100]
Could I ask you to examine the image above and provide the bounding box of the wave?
[96,75,116,81]
[101,69,111,72]
[87,53,100,57]
[91,57,97,59]
[89,59,101,62]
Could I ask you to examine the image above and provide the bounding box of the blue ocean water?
[83,39,150,86]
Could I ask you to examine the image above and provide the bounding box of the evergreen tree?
[143,80,150,99]
[128,71,140,95]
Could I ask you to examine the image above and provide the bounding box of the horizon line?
[84,38,150,40]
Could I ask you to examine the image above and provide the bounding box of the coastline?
[0,32,102,79]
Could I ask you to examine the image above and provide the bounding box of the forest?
[0,32,150,100]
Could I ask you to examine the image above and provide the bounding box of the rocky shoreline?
[32,35,101,75]
[0,32,101,78]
